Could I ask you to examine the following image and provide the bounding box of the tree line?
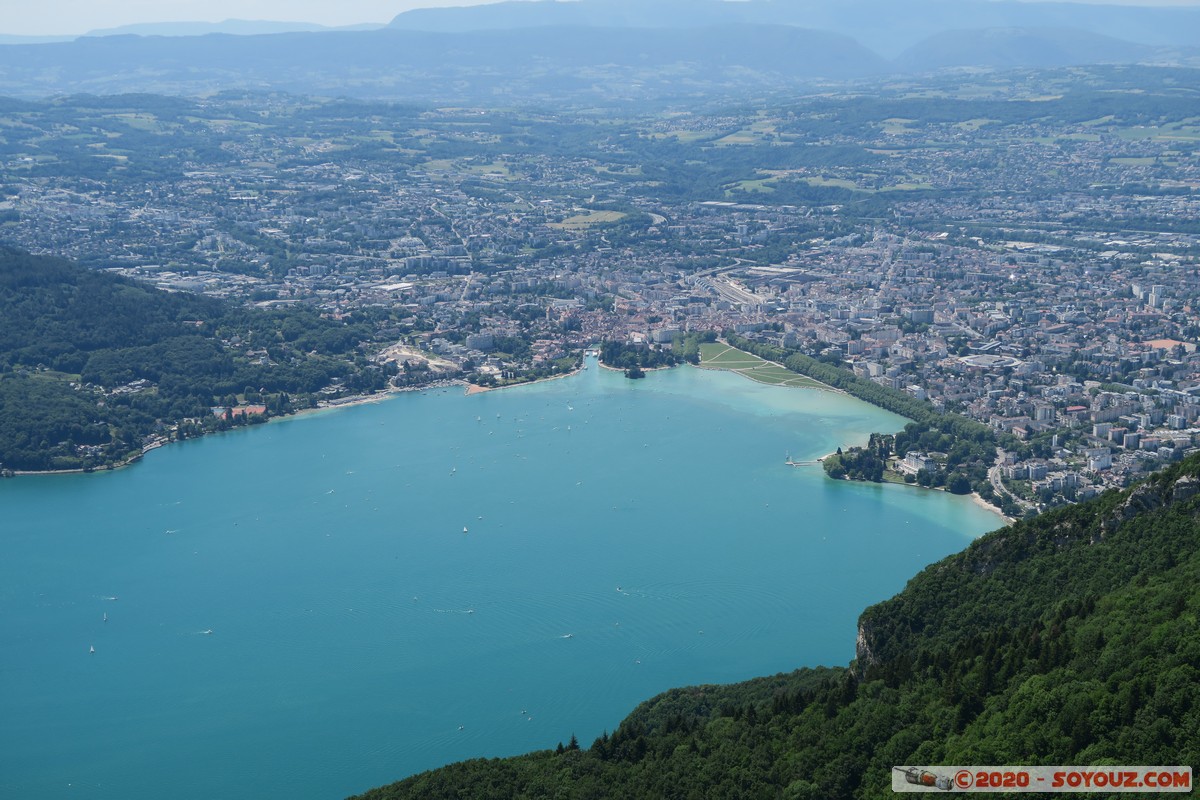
[0,247,392,472]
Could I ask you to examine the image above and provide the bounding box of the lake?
[0,360,1002,799]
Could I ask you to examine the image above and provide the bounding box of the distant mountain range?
[0,0,1197,102]
[895,27,1161,72]
[388,0,1200,55]
[0,26,889,102]
[0,19,383,42]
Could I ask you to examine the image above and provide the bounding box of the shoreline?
[5,349,817,477]
[4,380,466,478]
[286,381,457,420]
[968,489,1016,524]
[8,361,600,478]
[707,339,1012,526]
[465,364,584,395]
[812,452,1014,526]
[828,470,1014,525]
[2,354,832,478]
[4,357,1016,527]
[595,361,676,375]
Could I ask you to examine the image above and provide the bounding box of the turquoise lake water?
[0,361,1002,799]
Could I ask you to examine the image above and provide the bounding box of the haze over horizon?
[1,0,484,36]
[7,0,1200,37]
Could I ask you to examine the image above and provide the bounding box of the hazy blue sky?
[2,1,493,36]
[6,0,1200,36]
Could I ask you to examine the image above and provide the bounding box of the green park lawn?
[698,343,827,389]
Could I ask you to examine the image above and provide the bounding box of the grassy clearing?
[109,112,162,131]
[195,118,267,131]
[699,343,827,389]
[699,343,758,365]
[595,165,643,176]
[463,161,513,177]
[883,182,935,192]
[955,118,999,131]
[741,365,826,388]
[713,130,758,146]
[732,178,777,194]
[881,118,916,134]
[1115,124,1200,142]
[549,210,627,230]
[27,369,81,384]
[803,176,862,190]
[419,159,514,177]
[645,130,710,143]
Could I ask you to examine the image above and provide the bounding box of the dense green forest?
[0,247,391,472]
[351,453,1200,800]
[598,341,682,377]
[599,333,715,379]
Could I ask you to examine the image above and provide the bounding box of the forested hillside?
[0,247,391,472]
[353,454,1200,799]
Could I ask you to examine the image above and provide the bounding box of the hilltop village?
[2,76,1199,508]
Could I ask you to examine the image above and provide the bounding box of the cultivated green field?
[549,210,627,230]
[698,343,827,389]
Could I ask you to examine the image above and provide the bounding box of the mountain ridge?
[896,26,1162,72]
[388,0,1200,54]
[0,23,1192,102]
[0,25,890,101]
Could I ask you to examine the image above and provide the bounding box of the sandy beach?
[4,384,442,477]
[969,490,1016,524]
[7,369,590,477]
[465,364,583,395]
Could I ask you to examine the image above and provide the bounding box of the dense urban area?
[3,65,1200,514]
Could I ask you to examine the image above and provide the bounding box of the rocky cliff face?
[1101,469,1200,534]
[854,619,877,671]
